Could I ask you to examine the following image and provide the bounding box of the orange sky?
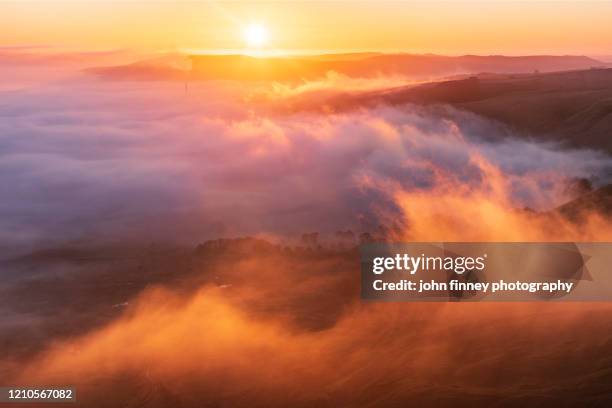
[1,1,612,56]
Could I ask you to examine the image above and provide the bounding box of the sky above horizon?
[1,1,612,56]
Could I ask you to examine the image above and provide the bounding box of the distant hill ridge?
[188,53,604,80]
[88,53,606,81]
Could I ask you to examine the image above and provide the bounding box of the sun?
[243,23,268,48]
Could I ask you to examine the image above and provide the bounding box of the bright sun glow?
[243,23,268,48]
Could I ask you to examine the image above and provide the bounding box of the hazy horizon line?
[2,44,611,61]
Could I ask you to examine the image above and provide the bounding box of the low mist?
[0,54,610,250]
